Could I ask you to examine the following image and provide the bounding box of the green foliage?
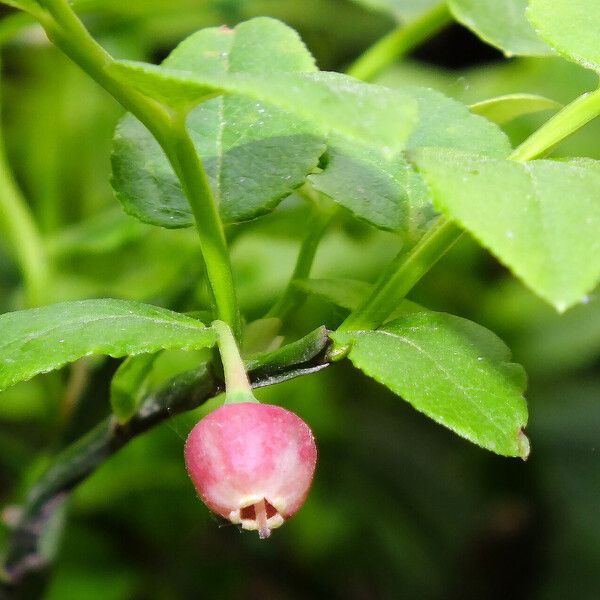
[113,20,509,235]
[0,300,216,391]
[470,93,561,125]
[309,86,510,234]
[293,278,373,311]
[112,18,326,227]
[109,63,417,151]
[333,309,529,457]
[516,294,600,375]
[47,226,203,305]
[448,0,552,56]
[2,2,600,596]
[413,149,600,310]
[528,0,600,71]
[47,209,147,257]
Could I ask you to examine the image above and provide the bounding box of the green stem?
[0,62,49,307]
[510,87,600,161]
[36,0,240,335]
[347,2,452,82]
[338,218,461,332]
[266,204,335,321]
[0,144,49,307]
[169,116,241,336]
[212,320,257,404]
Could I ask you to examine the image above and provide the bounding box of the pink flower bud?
[184,402,317,539]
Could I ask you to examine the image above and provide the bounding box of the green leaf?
[309,86,511,234]
[110,353,157,424]
[412,149,600,311]
[469,94,561,125]
[0,299,217,391]
[109,66,417,154]
[448,0,552,57]
[347,0,440,22]
[332,310,529,457]
[112,18,325,227]
[293,278,373,311]
[528,0,600,71]
[245,326,330,386]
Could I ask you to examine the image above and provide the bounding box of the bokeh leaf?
[516,292,600,376]
[47,228,202,304]
[293,278,373,311]
[0,0,43,17]
[332,310,529,457]
[112,18,325,227]
[528,0,600,72]
[469,93,561,125]
[448,0,552,57]
[413,149,600,311]
[47,209,147,257]
[0,299,216,391]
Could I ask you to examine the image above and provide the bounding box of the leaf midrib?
[0,311,211,357]
[367,329,515,436]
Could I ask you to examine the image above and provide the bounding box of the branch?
[0,328,330,593]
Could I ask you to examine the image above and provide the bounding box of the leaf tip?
[554,300,570,314]
[518,428,531,461]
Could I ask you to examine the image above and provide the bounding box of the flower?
[184,402,317,538]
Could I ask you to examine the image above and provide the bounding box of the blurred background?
[1,1,600,598]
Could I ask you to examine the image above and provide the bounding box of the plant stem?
[0,64,49,307]
[267,204,335,321]
[347,2,452,82]
[36,0,240,335]
[510,87,600,161]
[170,116,241,336]
[0,148,49,307]
[337,217,461,332]
[212,320,257,403]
